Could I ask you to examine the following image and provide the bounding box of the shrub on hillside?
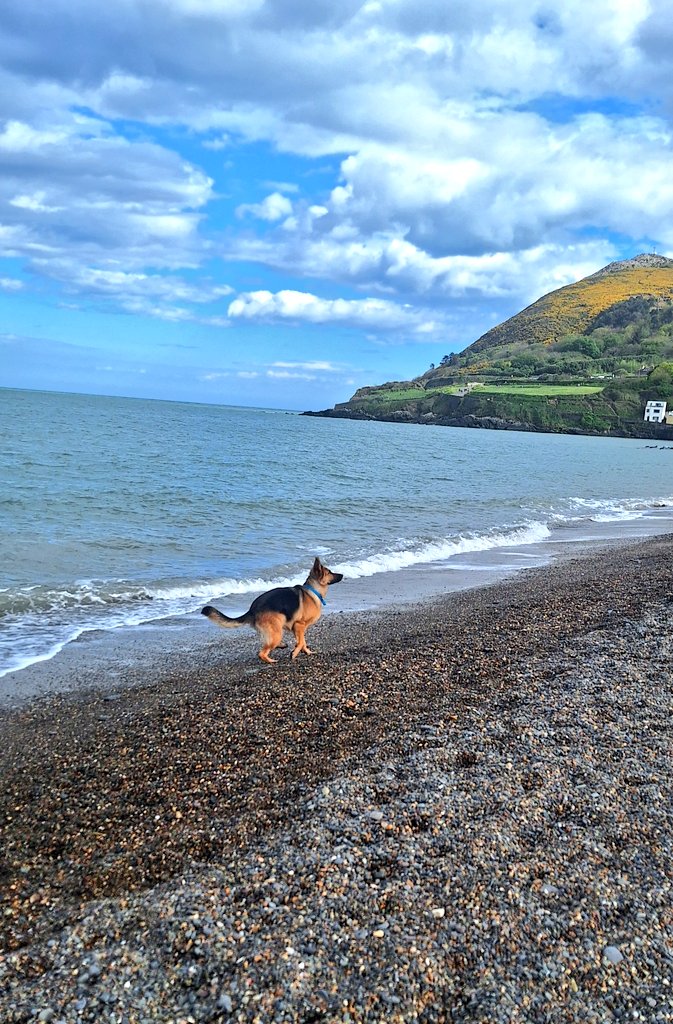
[646,362,673,398]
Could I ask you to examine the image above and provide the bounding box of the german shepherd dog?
[201,557,343,664]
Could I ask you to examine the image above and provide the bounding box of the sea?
[2,387,673,693]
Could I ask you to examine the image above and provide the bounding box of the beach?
[1,535,672,1023]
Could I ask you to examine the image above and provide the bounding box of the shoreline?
[3,515,673,710]
[1,535,672,1021]
[302,406,673,441]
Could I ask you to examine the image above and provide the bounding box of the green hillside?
[306,254,673,438]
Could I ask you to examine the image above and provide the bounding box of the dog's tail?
[201,605,252,629]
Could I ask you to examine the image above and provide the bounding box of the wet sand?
[1,535,672,1022]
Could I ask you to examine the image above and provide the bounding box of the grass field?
[476,384,605,397]
[358,383,605,403]
[359,386,452,403]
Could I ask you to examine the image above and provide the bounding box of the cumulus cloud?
[228,289,442,335]
[225,107,673,294]
[1,0,673,348]
[51,0,666,162]
[0,111,213,283]
[226,230,618,312]
[236,191,293,221]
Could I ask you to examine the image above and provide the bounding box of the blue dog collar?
[304,584,326,606]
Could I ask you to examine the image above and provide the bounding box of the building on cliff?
[644,400,667,423]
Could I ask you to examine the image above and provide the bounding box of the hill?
[424,253,673,385]
[305,254,673,439]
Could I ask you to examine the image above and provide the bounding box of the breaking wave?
[333,522,551,578]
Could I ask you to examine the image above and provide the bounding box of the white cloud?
[0,112,213,281]
[0,120,71,152]
[271,360,341,372]
[43,264,232,303]
[227,231,617,310]
[167,0,264,15]
[273,111,673,267]
[228,288,442,335]
[267,368,318,380]
[27,261,233,323]
[236,191,294,222]
[0,277,24,291]
[202,363,342,383]
[9,191,62,213]
[2,0,673,360]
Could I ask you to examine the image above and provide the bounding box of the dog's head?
[312,556,344,586]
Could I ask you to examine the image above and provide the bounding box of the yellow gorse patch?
[470,266,673,357]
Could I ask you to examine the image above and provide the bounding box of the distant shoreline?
[303,406,673,440]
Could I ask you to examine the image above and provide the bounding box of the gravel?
[1,536,672,1023]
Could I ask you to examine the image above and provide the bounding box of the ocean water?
[2,386,673,680]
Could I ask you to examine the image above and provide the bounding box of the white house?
[644,400,667,423]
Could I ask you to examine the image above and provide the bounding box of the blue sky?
[2,0,673,410]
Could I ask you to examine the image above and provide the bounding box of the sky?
[2,0,673,410]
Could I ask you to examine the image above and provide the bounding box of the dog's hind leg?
[256,612,285,664]
[291,621,313,659]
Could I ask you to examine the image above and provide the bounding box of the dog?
[201,557,343,664]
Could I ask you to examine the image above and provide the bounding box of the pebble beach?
[1,536,672,1023]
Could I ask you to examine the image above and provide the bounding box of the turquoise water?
[2,386,673,677]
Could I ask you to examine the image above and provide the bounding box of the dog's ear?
[312,556,323,577]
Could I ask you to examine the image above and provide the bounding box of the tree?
[647,362,673,397]
[630,323,645,345]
